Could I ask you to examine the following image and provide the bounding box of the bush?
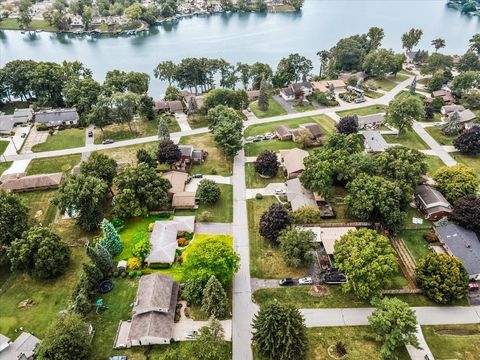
[183,232,193,240]
[255,193,264,200]
[197,211,213,222]
[423,231,438,243]
[128,271,136,278]
[196,179,221,204]
[121,271,127,278]
[178,237,187,246]
[127,257,142,270]
[111,216,124,229]
[148,223,154,232]
[135,270,142,276]
[37,123,49,131]
[132,238,152,261]
[113,271,119,277]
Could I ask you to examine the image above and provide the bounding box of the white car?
[299,277,313,285]
[184,330,197,339]
[274,188,285,195]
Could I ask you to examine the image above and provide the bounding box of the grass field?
[0,161,11,177]
[373,78,398,91]
[19,190,58,226]
[399,229,432,263]
[31,128,85,152]
[97,141,158,165]
[247,197,307,279]
[384,131,429,150]
[336,105,388,117]
[423,324,480,360]
[425,156,445,177]
[425,126,456,146]
[0,247,87,339]
[245,163,286,188]
[452,152,480,176]
[364,90,384,99]
[244,139,301,157]
[176,184,233,223]
[0,19,57,31]
[0,140,8,155]
[292,103,317,112]
[250,98,287,118]
[179,133,233,176]
[26,154,81,175]
[187,114,209,129]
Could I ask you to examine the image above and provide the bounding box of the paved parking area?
[21,126,48,153]
[245,182,286,199]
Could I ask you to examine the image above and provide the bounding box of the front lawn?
[336,105,387,117]
[179,133,233,176]
[245,163,286,188]
[373,78,397,91]
[0,161,11,176]
[26,154,81,175]
[187,114,209,129]
[31,128,85,152]
[0,247,87,339]
[364,90,383,99]
[425,126,456,146]
[399,229,432,263]
[244,139,301,157]
[18,190,58,226]
[248,197,307,279]
[452,152,480,176]
[0,19,57,31]
[97,141,159,164]
[292,103,317,112]
[383,131,429,150]
[423,324,480,360]
[0,140,8,155]
[250,98,287,118]
[425,155,445,177]
[176,184,233,223]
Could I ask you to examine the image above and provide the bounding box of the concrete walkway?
[1,159,31,176]
[4,126,30,156]
[194,223,232,235]
[406,324,435,360]
[412,122,457,166]
[175,112,192,132]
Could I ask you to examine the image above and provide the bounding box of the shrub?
[423,231,438,243]
[196,179,221,204]
[111,216,124,229]
[255,193,263,200]
[121,271,127,278]
[197,210,213,222]
[178,237,187,246]
[132,238,152,261]
[113,271,119,277]
[148,223,155,232]
[135,270,142,276]
[128,271,136,278]
[127,257,142,270]
[37,123,49,131]
[183,232,193,240]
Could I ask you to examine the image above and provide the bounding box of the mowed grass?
[452,152,480,176]
[187,114,209,129]
[179,133,233,176]
[292,103,318,112]
[423,324,480,360]
[425,126,456,146]
[399,229,432,263]
[249,98,287,118]
[176,184,233,223]
[245,163,286,188]
[244,139,301,157]
[0,161,11,176]
[373,78,398,91]
[336,105,388,117]
[425,156,445,177]
[31,128,85,152]
[0,18,57,31]
[0,140,8,155]
[0,247,87,339]
[384,131,429,150]
[97,141,158,165]
[248,197,307,279]
[26,154,81,175]
[18,190,58,226]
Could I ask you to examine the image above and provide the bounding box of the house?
[154,101,184,114]
[362,131,389,153]
[307,226,356,255]
[70,14,84,27]
[441,105,465,117]
[145,216,195,266]
[286,178,317,211]
[405,51,419,63]
[181,91,205,111]
[358,114,385,129]
[162,171,188,198]
[431,90,455,105]
[0,173,63,192]
[172,192,197,209]
[0,115,14,135]
[339,72,367,85]
[281,82,313,101]
[451,109,477,128]
[114,274,179,348]
[178,145,194,161]
[311,80,347,94]
[280,148,309,179]
[280,86,295,101]
[299,123,322,140]
[0,332,41,360]
[35,108,79,127]
[414,185,452,220]
[436,224,480,279]
[275,125,292,141]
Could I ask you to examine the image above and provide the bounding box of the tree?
[385,94,425,134]
[136,148,157,168]
[460,90,480,109]
[259,203,292,243]
[183,278,206,305]
[452,71,480,95]
[469,33,480,54]
[462,0,477,13]
[139,94,155,121]
[433,164,479,203]
[250,62,273,90]
[346,174,405,229]
[80,152,117,188]
[367,27,385,51]
[287,0,304,11]
[362,48,397,79]
[257,76,269,112]
[278,226,315,268]
[30,62,65,107]
[197,179,221,204]
[329,36,366,72]
[453,125,480,154]
[212,119,243,158]
[164,85,182,101]
[273,53,313,86]
[431,38,446,52]
[53,174,108,232]
[292,205,322,224]
[183,236,240,286]
[8,226,70,279]
[157,139,181,167]
[203,88,248,111]
[236,62,251,89]
[426,71,446,92]
[132,238,151,261]
[458,50,480,72]
[416,253,469,304]
[368,297,419,360]
[99,219,122,256]
[63,78,101,118]
[441,111,462,136]
[451,195,480,232]
[157,115,171,140]
[0,190,30,248]
[154,61,177,85]
[36,313,90,360]
[17,0,32,29]
[422,53,453,74]
[316,50,330,78]
[254,150,279,178]
[87,97,112,131]
[206,104,243,131]
[198,317,225,342]
[124,2,142,24]
[87,243,113,277]
[334,229,398,299]
[201,275,229,319]
[336,115,359,134]
[252,303,307,360]
[401,28,423,53]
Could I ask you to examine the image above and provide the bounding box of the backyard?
[97,141,158,164]
[245,163,286,188]
[336,104,387,117]
[26,154,81,175]
[31,128,85,152]
[249,98,287,118]
[425,126,456,146]
[18,190,58,226]
[399,229,432,263]
[384,131,429,150]
[423,324,480,360]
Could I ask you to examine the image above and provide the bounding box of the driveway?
[4,125,31,156]
[21,126,49,154]
[412,122,457,166]
[175,112,192,132]
[250,278,281,293]
[245,183,286,199]
[1,159,31,177]
[272,95,296,114]
[195,222,232,235]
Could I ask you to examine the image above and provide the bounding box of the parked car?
[299,277,313,285]
[191,173,203,179]
[109,356,127,360]
[87,131,93,137]
[184,330,198,339]
[274,188,285,195]
[102,139,114,144]
[469,283,479,292]
[21,132,27,138]
[354,98,366,104]
[324,272,348,284]
[279,278,295,286]
[245,136,255,142]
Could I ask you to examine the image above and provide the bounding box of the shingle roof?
[0,173,63,192]
[0,115,14,133]
[415,185,451,209]
[162,171,187,195]
[280,148,309,176]
[441,105,465,114]
[35,108,79,125]
[286,178,317,211]
[178,145,193,158]
[146,221,178,265]
[358,114,385,127]
[275,125,291,137]
[133,274,174,315]
[362,131,389,152]
[0,332,41,360]
[172,192,196,209]
[13,108,33,123]
[300,123,322,138]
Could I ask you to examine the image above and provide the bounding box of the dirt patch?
[309,285,331,297]
[435,328,480,336]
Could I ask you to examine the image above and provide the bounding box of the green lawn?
[399,229,432,263]
[336,105,388,117]
[245,163,286,188]
[0,247,87,339]
[0,140,8,155]
[292,103,317,112]
[187,114,209,129]
[0,19,57,31]
[250,98,287,118]
[179,133,233,176]
[98,141,159,164]
[425,126,456,146]
[176,184,233,223]
[248,197,307,279]
[394,90,427,101]
[423,324,480,360]
[244,139,301,157]
[319,186,358,224]
[18,190,58,226]
[425,156,445,177]
[452,152,480,176]
[31,128,85,152]
[26,154,81,175]
[384,131,429,150]
[0,161,11,176]
[373,78,398,91]
[402,207,432,230]
[364,90,384,99]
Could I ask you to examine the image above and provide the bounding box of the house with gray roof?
[362,131,389,153]
[114,274,179,348]
[286,178,318,211]
[436,224,480,279]
[0,115,14,135]
[34,108,79,127]
[0,332,41,360]
[415,185,452,220]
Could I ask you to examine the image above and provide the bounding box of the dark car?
[102,139,114,145]
[279,278,295,286]
[191,173,203,179]
[87,131,93,137]
[324,272,348,284]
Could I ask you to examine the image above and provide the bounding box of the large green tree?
[0,190,30,248]
[99,219,122,256]
[63,78,101,118]
[80,152,117,188]
[273,53,313,86]
[154,61,177,85]
[401,28,423,53]
[201,275,229,319]
[278,226,315,268]
[197,179,221,204]
[157,139,182,167]
[385,94,425,134]
[362,48,397,79]
[433,164,479,203]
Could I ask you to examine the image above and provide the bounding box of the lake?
[1,0,480,97]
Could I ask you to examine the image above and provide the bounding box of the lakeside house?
[362,131,389,153]
[358,114,385,130]
[414,185,452,220]
[0,332,41,360]
[279,148,309,179]
[154,100,184,114]
[181,91,205,111]
[35,108,79,127]
[311,80,347,94]
[0,108,33,135]
[0,173,63,193]
[280,82,313,101]
[114,274,179,348]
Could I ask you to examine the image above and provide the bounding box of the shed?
[117,260,127,271]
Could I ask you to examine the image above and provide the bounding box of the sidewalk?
[407,324,435,360]
[412,122,457,167]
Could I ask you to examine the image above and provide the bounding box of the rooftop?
[286,178,317,211]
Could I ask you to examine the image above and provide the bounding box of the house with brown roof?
[114,274,179,348]
[172,192,197,209]
[307,226,356,255]
[299,123,322,140]
[0,332,41,360]
[431,90,455,105]
[449,109,478,129]
[0,173,63,193]
[311,80,347,94]
[280,82,313,101]
[275,125,292,141]
[154,100,184,114]
[162,171,188,198]
[441,105,465,117]
[181,91,205,111]
[280,148,309,179]
[415,185,452,220]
